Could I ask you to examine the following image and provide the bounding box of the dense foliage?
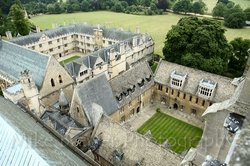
[228,38,250,77]
[173,0,207,14]
[163,17,232,75]
[21,0,178,15]
[0,3,34,36]
[212,0,247,28]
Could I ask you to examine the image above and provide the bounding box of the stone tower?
[20,70,40,115]
[58,88,69,113]
[94,25,103,49]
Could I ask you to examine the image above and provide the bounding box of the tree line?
[163,17,250,78]
[212,0,250,28]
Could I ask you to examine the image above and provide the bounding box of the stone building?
[0,97,97,166]
[154,60,236,117]
[11,24,154,61]
[89,114,182,166]
[182,62,250,166]
[0,40,74,116]
[69,62,154,123]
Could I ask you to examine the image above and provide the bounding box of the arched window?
[59,75,63,83]
[51,78,55,87]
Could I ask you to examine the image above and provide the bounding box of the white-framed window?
[170,71,187,89]
[198,79,216,99]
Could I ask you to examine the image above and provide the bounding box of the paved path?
[123,102,204,131]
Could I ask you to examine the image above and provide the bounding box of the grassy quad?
[137,111,203,154]
[31,11,250,56]
[59,55,80,65]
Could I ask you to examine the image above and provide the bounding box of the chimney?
[5,31,12,40]
[36,26,41,33]
[136,26,140,34]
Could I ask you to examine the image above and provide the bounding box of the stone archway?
[59,53,62,57]
[173,103,178,110]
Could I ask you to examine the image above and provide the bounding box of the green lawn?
[60,55,80,65]
[137,111,203,154]
[31,11,250,56]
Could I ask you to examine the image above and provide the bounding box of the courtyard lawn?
[59,55,80,65]
[31,11,250,56]
[137,111,203,154]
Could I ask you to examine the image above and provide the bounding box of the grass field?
[31,11,250,56]
[137,111,203,154]
[59,55,80,65]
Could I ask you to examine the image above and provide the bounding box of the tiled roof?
[0,97,90,166]
[75,74,118,116]
[154,60,236,102]
[11,24,137,46]
[92,115,182,166]
[0,40,49,88]
[109,62,154,107]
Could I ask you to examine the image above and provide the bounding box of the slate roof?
[75,74,118,116]
[41,110,84,136]
[0,40,49,88]
[11,24,136,46]
[154,60,236,102]
[92,115,182,166]
[64,41,132,77]
[0,97,91,166]
[109,62,154,107]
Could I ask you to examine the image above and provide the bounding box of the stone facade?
[154,60,236,118]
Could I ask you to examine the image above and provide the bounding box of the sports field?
[31,11,250,56]
[137,111,203,154]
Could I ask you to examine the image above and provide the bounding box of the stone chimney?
[36,26,41,33]
[5,31,12,40]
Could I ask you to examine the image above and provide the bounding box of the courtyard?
[137,110,203,154]
[123,103,204,154]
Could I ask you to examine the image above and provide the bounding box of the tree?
[163,17,232,74]
[173,0,192,14]
[212,2,227,17]
[192,0,207,14]
[157,0,171,11]
[8,4,31,36]
[224,5,246,28]
[244,8,250,21]
[228,38,250,76]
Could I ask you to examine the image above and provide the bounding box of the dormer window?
[116,93,123,101]
[96,62,103,69]
[137,78,144,87]
[146,75,152,82]
[113,150,124,161]
[80,70,88,76]
[115,54,121,61]
[198,79,216,99]
[123,90,129,97]
[170,71,187,90]
[131,85,136,93]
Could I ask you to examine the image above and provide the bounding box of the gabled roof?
[75,74,118,116]
[154,60,236,102]
[92,115,181,166]
[109,62,154,107]
[0,97,91,166]
[0,40,49,88]
[11,24,137,46]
